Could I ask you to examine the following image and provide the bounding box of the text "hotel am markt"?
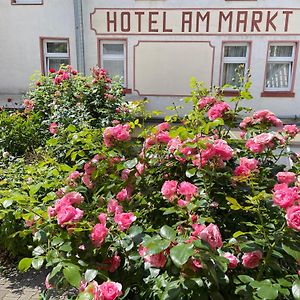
[91,9,297,35]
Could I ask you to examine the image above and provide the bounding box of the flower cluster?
[82,280,122,300]
[161,180,198,206]
[234,157,258,177]
[103,124,131,148]
[48,192,84,227]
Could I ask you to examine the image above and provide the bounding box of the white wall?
[0,0,76,104]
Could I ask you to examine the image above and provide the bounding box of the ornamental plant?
[17,78,300,300]
[24,65,138,130]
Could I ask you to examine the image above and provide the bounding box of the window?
[264,43,296,91]
[41,39,70,74]
[12,0,43,4]
[221,43,249,87]
[100,40,127,85]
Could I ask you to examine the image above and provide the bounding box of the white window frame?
[264,43,296,92]
[42,39,70,75]
[221,43,249,88]
[13,0,42,4]
[100,40,127,86]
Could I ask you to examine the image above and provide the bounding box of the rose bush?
[11,77,300,300]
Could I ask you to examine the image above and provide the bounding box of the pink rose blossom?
[213,139,233,161]
[139,246,167,268]
[273,183,299,209]
[207,101,230,121]
[56,206,84,227]
[199,224,223,250]
[68,171,82,181]
[276,172,296,184]
[98,281,122,300]
[48,206,56,218]
[101,255,121,273]
[114,212,136,231]
[282,124,299,138]
[116,188,130,202]
[156,131,171,144]
[224,252,239,269]
[135,162,146,176]
[49,122,58,135]
[98,213,107,226]
[82,174,94,189]
[161,180,178,201]
[240,157,258,170]
[191,224,206,237]
[234,165,251,177]
[107,199,123,215]
[91,223,108,247]
[198,96,216,109]
[156,122,170,132]
[103,124,130,147]
[177,199,189,207]
[177,181,198,201]
[62,191,84,205]
[45,274,53,290]
[286,206,300,231]
[242,250,263,268]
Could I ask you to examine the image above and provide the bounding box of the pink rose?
[156,122,170,132]
[273,183,298,209]
[240,158,258,170]
[56,206,84,227]
[91,223,108,247]
[98,281,122,300]
[135,162,146,176]
[199,224,223,250]
[282,124,299,138]
[276,172,296,184]
[286,206,300,231]
[68,171,82,181]
[139,246,167,268]
[224,252,239,269]
[156,131,171,144]
[213,139,233,161]
[245,139,265,154]
[107,199,123,215]
[207,101,230,120]
[177,181,198,201]
[62,191,84,205]
[49,122,58,135]
[116,188,129,202]
[98,213,107,226]
[198,96,216,109]
[114,212,136,231]
[191,223,206,237]
[103,124,130,147]
[234,165,251,177]
[242,250,263,268]
[161,180,178,201]
[101,255,121,273]
[45,274,53,289]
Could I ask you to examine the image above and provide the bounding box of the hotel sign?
[90,8,298,35]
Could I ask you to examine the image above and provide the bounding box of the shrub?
[0,109,47,157]
[25,65,136,130]
[14,78,300,299]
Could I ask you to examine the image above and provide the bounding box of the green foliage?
[0,109,47,156]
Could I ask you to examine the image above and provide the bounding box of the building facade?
[1,0,300,120]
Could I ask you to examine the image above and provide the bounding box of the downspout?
[73,0,85,74]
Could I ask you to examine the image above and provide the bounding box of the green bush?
[26,65,134,129]
[0,109,47,157]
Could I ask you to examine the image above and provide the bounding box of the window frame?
[11,0,43,5]
[40,37,70,75]
[263,42,297,95]
[220,42,251,93]
[98,39,128,87]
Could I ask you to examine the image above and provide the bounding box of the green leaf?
[170,243,194,267]
[143,237,170,255]
[33,246,45,256]
[226,196,243,210]
[85,269,98,283]
[18,258,32,272]
[63,266,81,288]
[160,225,176,241]
[282,244,300,261]
[257,285,278,299]
[67,124,77,132]
[233,231,248,238]
[77,292,93,300]
[129,226,143,238]
[186,168,197,178]
[32,257,44,270]
[2,200,13,208]
[238,275,254,284]
[124,158,138,169]
[292,280,300,300]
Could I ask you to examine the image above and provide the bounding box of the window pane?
[47,58,70,72]
[103,60,124,82]
[103,44,124,55]
[224,46,247,57]
[265,63,290,88]
[222,63,245,86]
[269,45,293,58]
[47,42,68,54]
